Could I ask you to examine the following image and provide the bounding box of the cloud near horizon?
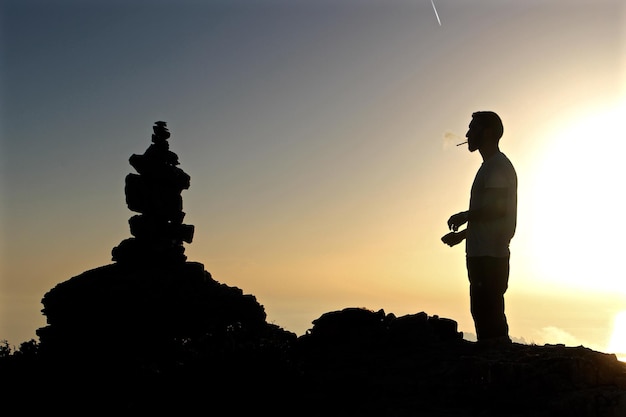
[534,326,590,349]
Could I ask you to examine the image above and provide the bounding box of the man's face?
[465,119,484,152]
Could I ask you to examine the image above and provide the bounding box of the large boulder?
[37,261,295,366]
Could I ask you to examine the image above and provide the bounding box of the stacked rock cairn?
[112,121,195,265]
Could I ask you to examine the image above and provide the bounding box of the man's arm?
[441,229,466,247]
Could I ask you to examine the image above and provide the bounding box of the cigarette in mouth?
[456,141,468,146]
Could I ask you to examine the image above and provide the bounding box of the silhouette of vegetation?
[0,340,10,357]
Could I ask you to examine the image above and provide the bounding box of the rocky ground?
[3,264,626,416]
[294,329,626,416]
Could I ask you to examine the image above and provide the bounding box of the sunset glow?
[608,311,626,361]
[525,100,626,294]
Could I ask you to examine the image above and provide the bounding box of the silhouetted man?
[441,111,517,346]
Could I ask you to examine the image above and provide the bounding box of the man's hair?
[472,111,503,140]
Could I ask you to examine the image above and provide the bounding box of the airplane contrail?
[431,0,442,26]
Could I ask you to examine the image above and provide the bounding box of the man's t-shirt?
[466,151,517,258]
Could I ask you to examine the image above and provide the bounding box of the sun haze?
[1,0,625,355]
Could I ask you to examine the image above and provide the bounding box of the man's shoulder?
[481,152,516,187]
[493,152,516,172]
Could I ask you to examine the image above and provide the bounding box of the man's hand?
[447,211,469,232]
[441,231,465,247]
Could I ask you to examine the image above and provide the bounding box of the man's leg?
[467,256,510,341]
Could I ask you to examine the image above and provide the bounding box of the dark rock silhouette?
[3,122,625,416]
[303,307,462,344]
[294,308,626,417]
[6,306,626,416]
[36,262,291,362]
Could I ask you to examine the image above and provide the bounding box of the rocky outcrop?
[293,307,626,417]
[36,261,293,362]
[21,306,626,416]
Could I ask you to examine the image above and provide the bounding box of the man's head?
[466,111,503,153]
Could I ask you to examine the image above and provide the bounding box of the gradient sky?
[2,0,625,353]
